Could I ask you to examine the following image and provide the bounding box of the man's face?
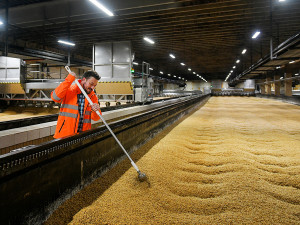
[82,77,98,94]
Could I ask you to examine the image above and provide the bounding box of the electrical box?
[0,56,26,84]
[93,41,132,82]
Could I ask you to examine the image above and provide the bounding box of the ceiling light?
[173,75,177,78]
[295,73,299,76]
[236,59,240,63]
[193,72,196,74]
[276,66,281,69]
[280,77,283,79]
[233,66,236,69]
[242,49,247,54]
[188,68,191,71]
[160,71,163,74]
[252,31,261,39]
[289,61,295,64]
[58,40,75,46]
[133,62,138,65]
[149,68,153,70]
[279,0,286,2]
[180,63,185,66]
[169,54,175,59]
[230,70,233,73]
[89,0,114,16]
[0,21,3,25]
[179,77,181,79]
[143,37,155,44]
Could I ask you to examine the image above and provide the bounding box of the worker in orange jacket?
[51,70,101,139]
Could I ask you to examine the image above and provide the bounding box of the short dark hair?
[83,70,101,80]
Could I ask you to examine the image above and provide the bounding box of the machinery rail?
[0,97,183,131]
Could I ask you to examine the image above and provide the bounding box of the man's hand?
[90,103,100,112]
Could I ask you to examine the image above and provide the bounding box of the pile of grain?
[49,97,300,224]
[0,107,58,122]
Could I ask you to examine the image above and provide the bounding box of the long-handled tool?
[65,66,147,182]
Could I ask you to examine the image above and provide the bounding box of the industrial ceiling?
[0,0,299,81]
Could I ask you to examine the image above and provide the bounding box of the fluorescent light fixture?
[233,66,236,69]
[295,73,299,76]
[242,49,247,54]
[149,68,153,70]
[279,0,285,2]
[0,21,3,25]
[252,31,261,39]
[173,75,176,78]
[289,61,295,64]
[133,62,138,65]
[188,68,191,71]
[169,54,175,59]
[180,63,185,66]
[178,77,181,79]
[58,40,75,46]
[144,37,155,44]
[236,59,240,63]
[29,64,40,66]
[193,72,196,74]
[230,70,233,73]
[276,66,281,69]
[29,71,40,73]
[280,77,283,79]
[89,0,114,16]
[160,71,163,74]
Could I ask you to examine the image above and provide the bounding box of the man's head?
[81,70,101,94]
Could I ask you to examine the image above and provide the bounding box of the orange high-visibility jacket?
[51,74,101,139]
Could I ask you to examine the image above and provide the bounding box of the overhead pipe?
[4,0,9,56]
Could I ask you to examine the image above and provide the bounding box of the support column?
[258,79,265,94]
[274,75,280,96]
[285,73,292,96]
[265,77,272,95]
[260,85,265,94]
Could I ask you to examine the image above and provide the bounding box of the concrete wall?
[211,80,223,89]
[186,80,211,93]
[163,83,181,90]
[235,79,255,89]
[27,65,88,79]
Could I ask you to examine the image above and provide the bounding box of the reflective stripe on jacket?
[51,74,101,139]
